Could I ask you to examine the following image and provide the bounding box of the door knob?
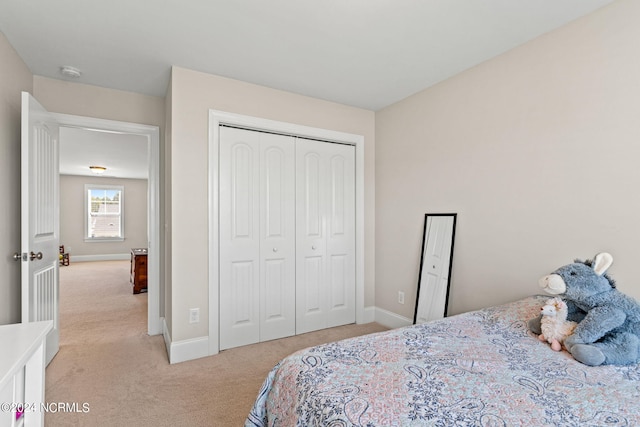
[311,245,317,250]
[30,251,43,261]
[13,252,23,262]
[272,248,278,252]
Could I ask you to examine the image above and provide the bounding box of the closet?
[218,126,355,350]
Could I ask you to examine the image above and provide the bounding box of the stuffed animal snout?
[539,274,566,295]
[540,304,556,316]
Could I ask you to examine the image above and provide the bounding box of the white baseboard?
[167,334,210,364]
[361,306,375,324]
[374,307,413,329]
[69,253,130,262]
[160,307,409,364]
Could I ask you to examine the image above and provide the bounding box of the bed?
[246,295,640,426]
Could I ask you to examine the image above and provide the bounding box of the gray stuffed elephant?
[529,253,640,366]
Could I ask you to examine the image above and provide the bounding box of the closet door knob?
[311,245,317,250]
[273,248,278,252]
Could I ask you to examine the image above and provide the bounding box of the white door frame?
[208,110,365,355]
[53,113,162,336]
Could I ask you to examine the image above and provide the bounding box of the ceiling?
[1,0,614,178]
[59,127,149,180]
[1,0,614,111]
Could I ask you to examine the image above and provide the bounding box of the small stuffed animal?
[529,252,640,366]
[538,297,577,351]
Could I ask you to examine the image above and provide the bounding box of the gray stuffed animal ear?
[592,252,613,276]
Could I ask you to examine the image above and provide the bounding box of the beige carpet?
[45,261,388,426]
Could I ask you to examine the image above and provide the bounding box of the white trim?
[162,318,207,364]
[70,253,130,262]
[168,336,210,364]
[362,306,375,324]
[374,307,412,329]
[162,317,171,360]
[208,110,365,356]
[53,113,162,336]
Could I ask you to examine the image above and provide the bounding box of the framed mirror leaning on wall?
[414,213,457,324]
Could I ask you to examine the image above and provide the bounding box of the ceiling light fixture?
[60,65,82,78]
[89,165,107,174]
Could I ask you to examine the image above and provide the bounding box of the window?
[85,185,124,241]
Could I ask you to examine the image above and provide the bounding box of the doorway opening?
[55,113,161,336]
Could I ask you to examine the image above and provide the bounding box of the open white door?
[21,92,60,365]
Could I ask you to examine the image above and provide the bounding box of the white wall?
[375,0,640,319]
[169,67,375,344]
[33,77,165,126]
[0,32,32,325]
[59,175,148,258]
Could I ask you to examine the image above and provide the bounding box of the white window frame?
[84,184,125,242]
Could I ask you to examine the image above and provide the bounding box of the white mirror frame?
[414,213,457,324]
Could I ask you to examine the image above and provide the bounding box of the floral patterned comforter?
[246,296,640,426]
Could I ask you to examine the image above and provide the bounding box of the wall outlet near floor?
[189,308,200,324]
[398,291,405,305]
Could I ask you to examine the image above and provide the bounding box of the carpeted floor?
[45,260,388,426]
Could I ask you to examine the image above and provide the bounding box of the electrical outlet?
[189,308,200,324]
[398,291,405,305]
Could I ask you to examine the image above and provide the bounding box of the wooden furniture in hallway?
[130,248,148,294]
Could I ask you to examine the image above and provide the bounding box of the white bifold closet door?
[219,127,296,350]
[295,138,355,334]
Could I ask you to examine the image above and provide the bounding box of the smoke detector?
[60,66,82,78]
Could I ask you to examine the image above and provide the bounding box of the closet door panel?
[304,256,322,310]
[260,133,295,342]
[303,153,322,237]
[230,261,256,322]
[263,259,284,319]
[326,145,356,327]
[296,144,327,333]
[219,127,260,350]
[330,254,346,307]
[296,139,355,334]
